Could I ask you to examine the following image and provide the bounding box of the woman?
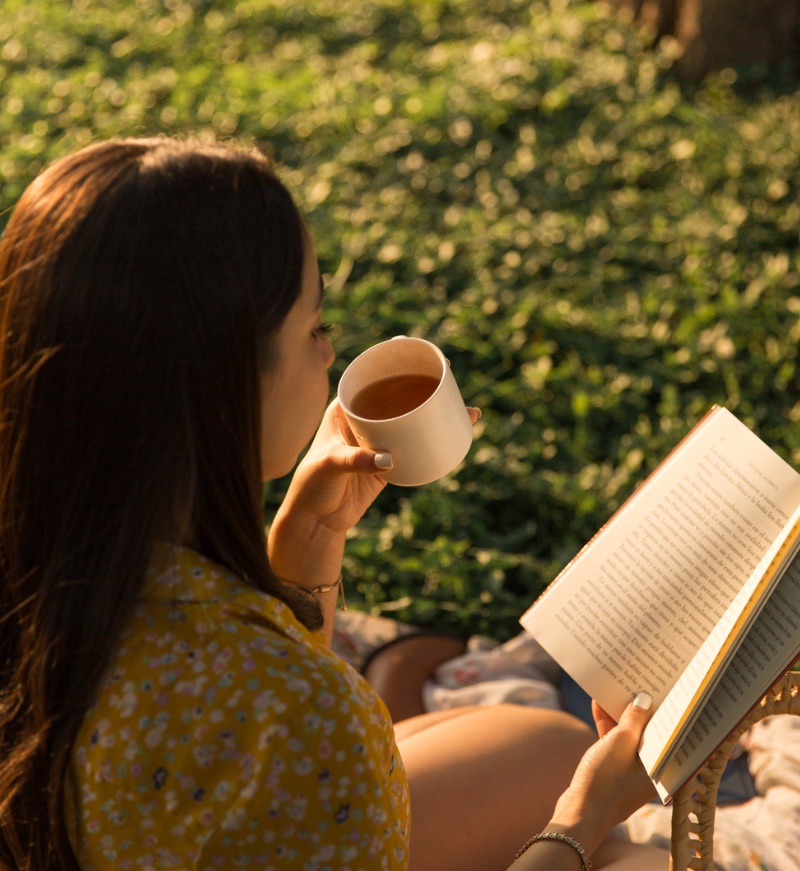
[0,136,667,870]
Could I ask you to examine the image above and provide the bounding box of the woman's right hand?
[541,694,657,859]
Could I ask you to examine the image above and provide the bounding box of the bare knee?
[399,705,596,871]
[362,633,467,722]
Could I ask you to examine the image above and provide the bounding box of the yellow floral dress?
[65,543,410,870]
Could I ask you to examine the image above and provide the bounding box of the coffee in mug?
[338,336,473,486]
[349,373,441,421]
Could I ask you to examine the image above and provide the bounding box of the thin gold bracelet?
[283,574,346,610]
[514,832,591,870]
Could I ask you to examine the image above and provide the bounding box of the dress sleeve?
[196,645,411,870]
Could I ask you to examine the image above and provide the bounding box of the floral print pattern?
[65,543,410,870]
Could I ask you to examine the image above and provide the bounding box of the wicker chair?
[670,670,800,870]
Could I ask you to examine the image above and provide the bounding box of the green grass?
[2,0,799,640]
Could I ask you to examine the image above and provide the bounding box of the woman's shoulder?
[137,540,317,644]
[98,541,384,722]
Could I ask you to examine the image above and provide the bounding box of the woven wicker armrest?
[670,671,800,871]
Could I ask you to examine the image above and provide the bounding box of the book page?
[640,508,800,789]
[520,407,800,720]
[651,545,800,801]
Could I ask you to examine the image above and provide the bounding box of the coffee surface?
[349,373,440,420]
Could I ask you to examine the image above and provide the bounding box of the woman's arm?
[267,400,391,643]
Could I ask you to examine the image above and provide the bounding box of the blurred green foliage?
[2,0,799,640]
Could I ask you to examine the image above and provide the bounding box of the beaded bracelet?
[514,832,591,870]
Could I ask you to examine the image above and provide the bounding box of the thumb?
[592,691,653,740]
[364,449,394,473]
[626,691,653,717]
[618,691,653,744]
[337,446,394,475]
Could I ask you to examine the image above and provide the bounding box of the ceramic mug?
[338,336,473,486]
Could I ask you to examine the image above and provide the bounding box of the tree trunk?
[608,0,800,82]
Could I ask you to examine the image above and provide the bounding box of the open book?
[520,406,800,802]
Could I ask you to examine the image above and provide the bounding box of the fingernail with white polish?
[374,452,393,469]
[633,692,652,711]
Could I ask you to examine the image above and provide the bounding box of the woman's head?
[0,136,327,868]
[0,137,312,550]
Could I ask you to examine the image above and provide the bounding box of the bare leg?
[393,705,487,739]
[395,704,668,871]
[397,704,590,871]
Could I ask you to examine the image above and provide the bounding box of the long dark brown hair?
[0,137,321,869]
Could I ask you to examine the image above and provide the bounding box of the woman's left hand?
[275,399,481,542]
[267,399,395,594]
[277,399,391,535]
[268,398,480,641]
